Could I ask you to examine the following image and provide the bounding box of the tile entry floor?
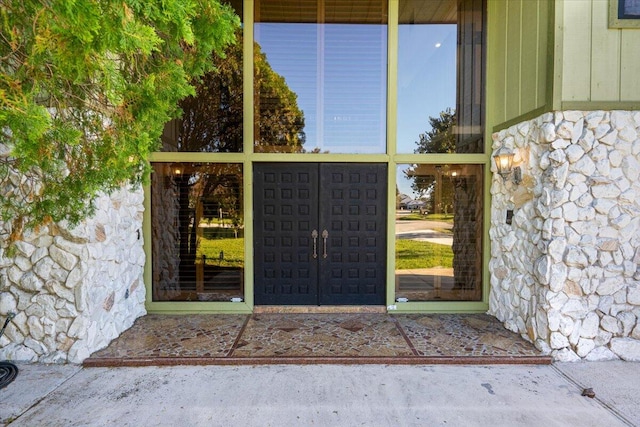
[84,313,551,367]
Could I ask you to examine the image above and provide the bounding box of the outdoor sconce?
[165,163,185,188]
[171,162,185,177]
[493,146,522,184]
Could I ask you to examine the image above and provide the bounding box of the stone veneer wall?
[0,187,146,363]
[490,110,640,361]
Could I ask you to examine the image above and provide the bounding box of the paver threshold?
[84,313,551,367]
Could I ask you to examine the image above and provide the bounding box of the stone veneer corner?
[0,186,146,363]
[489,110,640,362]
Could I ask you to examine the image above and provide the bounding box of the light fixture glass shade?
[171,162,184,177]
[493,146,515,178]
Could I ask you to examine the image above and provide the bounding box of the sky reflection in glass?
[397,24,457,154]
[255,22,387,153]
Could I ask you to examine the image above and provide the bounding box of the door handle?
[322,229,328,258]
[311,229,319,259]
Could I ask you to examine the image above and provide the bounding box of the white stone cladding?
[490,110,640,362]
[0,187,146,364]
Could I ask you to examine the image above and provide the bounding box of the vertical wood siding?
[562,0,640,103]
[487,0,551,128]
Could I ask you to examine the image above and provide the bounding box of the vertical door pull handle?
[311,230,319,259]
[322,229,329,258]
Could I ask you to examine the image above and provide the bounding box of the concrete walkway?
[1,362,638,426]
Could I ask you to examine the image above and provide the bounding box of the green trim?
[243,1,255,309]
[250,153,390,163]
[492,105,551,132]
[386,164,397,308]
[143,182,153,312]
[483,0,499,312]
[149,152,246,162]
[389,301,489,313]
[482,159,491,305]
[386,0,399,308]
[561,101,640,110]
[550,0,562,111]
[145,302,253,314]
[244,1,254,155]
[393,153,487,164]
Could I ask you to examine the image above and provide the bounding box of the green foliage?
[0,0,239,238]
[414,107,456,154]
[395,239,453,270]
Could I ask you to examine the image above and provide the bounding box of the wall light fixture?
[493,146,522,184]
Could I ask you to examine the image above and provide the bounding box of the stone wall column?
[490,111,640,362]
[0,184,146,363]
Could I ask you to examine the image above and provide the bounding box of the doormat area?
[84,314,550,367]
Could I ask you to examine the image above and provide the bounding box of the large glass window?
[148,0,487,309]
[151,163,244,302]
[393,0,485,303]
[396,164,483,301]
[254,0,388,154]
[160,0,243,152]
[397,0,484,154]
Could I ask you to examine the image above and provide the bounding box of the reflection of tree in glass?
[405,108,456,214]
[174,164,243,286]
[176,30,305,152]
[190,165,243,232]
[414,107,456,155]
[406,165,454,215]
[254,42,306,152]
[177,30,244,152]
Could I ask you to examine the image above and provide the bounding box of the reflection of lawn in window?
[197,237,244,268]
[397,213,454,222]
[395,239,453,270]
[198,237,452,270]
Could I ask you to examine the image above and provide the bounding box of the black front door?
[254,163,387,305]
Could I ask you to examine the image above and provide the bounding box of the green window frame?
[145,0,491,314]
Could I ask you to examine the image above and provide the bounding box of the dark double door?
[254,163,387,305]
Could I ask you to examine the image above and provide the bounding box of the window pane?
[397,0,484,154]
[254,0,387,154]
[160,0,243,153]
[151,163,244,302]
[395,164,483,301]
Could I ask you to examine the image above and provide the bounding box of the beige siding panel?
[521,0,540,112]
[620,30,640,101]
[506,0,522,117]
[562,0,592,101]
[591,0,621,101]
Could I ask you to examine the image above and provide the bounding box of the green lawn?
[395,239,453,270]
[197,237,244,268]
[197,236,452,270]
[397,213,454,222]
